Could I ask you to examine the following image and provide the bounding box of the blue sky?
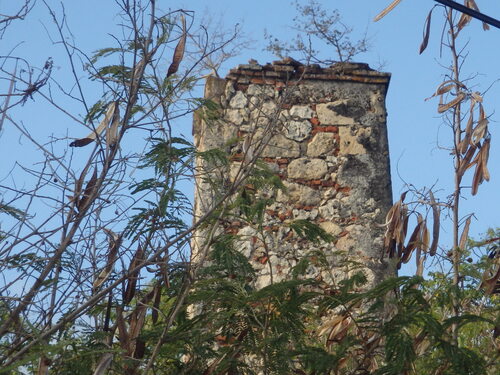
[1,0,498,254]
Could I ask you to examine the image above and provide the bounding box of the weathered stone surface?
[247,84,275,97]
[317,101,355,125]
[223,81,236,104]
[250,100,278,126]
[277,181,321,206]
[292,208,319,220]
[259,132,301,158]
[193,62,394,299]
[319,199,340,219]
[225,108,248,125]
[338,126,366,154]
[229,91,248,108]
[288,158,328,179]
[285,120,312,141]
[307,133,336,157]
[289,105,314,119]
[319,221,342,237]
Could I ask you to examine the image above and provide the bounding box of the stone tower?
[192,58,394,288]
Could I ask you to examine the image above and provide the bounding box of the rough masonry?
[192,58,395,289]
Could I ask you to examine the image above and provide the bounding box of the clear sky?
[1,0,498,258]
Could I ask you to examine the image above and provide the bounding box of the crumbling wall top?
[226,57,391,85]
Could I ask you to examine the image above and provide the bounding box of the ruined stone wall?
[192,58,395,288]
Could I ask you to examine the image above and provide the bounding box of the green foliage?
[90,47,123,64]
[124,137,194,239]
[289,219,334,244]
[0,202,25,220]
[138,137,194,174]
[205,234,256,279]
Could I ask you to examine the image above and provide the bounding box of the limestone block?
[223,81,236,105]
[288,158,328,179]
[198,120,238,151]
[338,127,370,155]
[229,91,248,108]
[255,274,272,289]
[370,90,385,115]
[277,181,321,206]
[229,162,243,182]
[285,120,312,141]
[319,221,342,237]
[226,108,248,125]
[319,200,340,219]
[250,100,278,126]
[307,133,336,157]
[247,84,275,97]
[289,105,314,119]
[279,109,290,121]
[260,133,300,158]
[292,208,318,220]
[235,226,258,258]
[317,101,355,125]
[336,224,383,258]
[335,233,356,253]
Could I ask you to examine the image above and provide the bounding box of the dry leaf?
[401,216,423,264]
[115,306,130,350]
[480,137,491,181]
[374,0,403,22]
[425,80,465,101]
[73,164,90,207]
[471,136,490,195]
[471,91,483,103]
[69,138,94,147]
[457,10,472,32]
[429,191,440,256]
[384,192,409,258]
[421,223,430,252]
[103,228,121,263]
[457,144,477,179]
[419,9,433,54]
[77,168,98,211]
[471,159,483,196]
[468,0,490,30]
[319,315,353,345]
[436,84,454,96]
[471,164,482,196]
[123,245,145,304]
[479,102,485,121]
[459,103,474,154]
[106,101,120,148]
[92,229,121,291]
[438,92,466,113]
[70,102,116,147]
[459,217,471,250]
[128,305,148,355]
[471,118,488,146]
[415,249,425,277]
[167,15,186,77]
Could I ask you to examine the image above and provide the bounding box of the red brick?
[236,84,248,92]
[310,117,320,126]
[310,179,322,186]
[321,180,335,187]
